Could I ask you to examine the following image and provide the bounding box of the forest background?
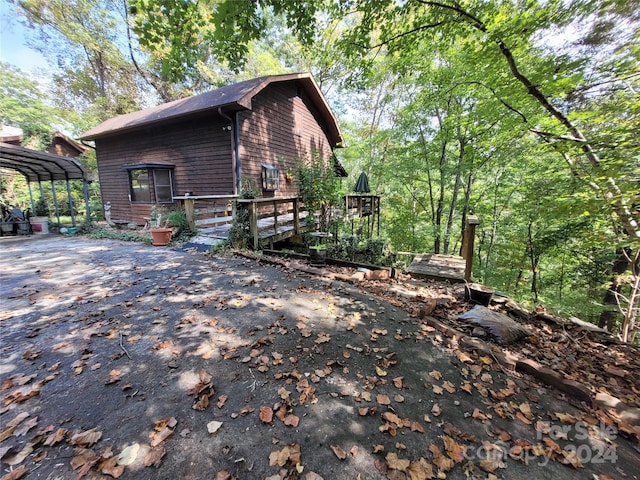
[0,0,638,342]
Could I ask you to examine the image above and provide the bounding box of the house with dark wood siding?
[80,72,344,225]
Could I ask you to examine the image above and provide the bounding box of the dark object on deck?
[459,305,531,345]
[353,172,370,193]
[464,283,494,306]
[309,247,327,267]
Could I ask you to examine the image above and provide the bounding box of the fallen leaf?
[22,350,41,361]
[69,428,102,447]
[150,417,177,447]
[106,369,121,385]
[350,446,359,457]
[376,366,387,377]
[393,377,404,389]
[431,404,442,417]
[43,428,66,447]
[429,444,453,473]
[410,422,425,433]
[377,394,391,405]
[117,443,140,466]
[407,457,434,480]
[331,445,347,460]
[428,370,442,380]
[3,444,33,466]
[283,415,299,427]
[13,417,37,437]
[442,435,466,463]
[0,465,29,480]
[315,333,331,344]
[386,452,410,471]
[442,381,456,393]
[259,406,274,424]
[144,446,166,467]
[70,447,98,476]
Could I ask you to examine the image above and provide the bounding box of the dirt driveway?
[1,235,638,480]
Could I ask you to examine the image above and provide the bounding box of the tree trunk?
[598,248,631,331]
[444,135,465,254]
[527,221,539,302]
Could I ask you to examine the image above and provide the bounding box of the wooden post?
[250,201,259,250]
[463,215,480,282]
[273,200,278,235]
[293,197,299,235]
[184,198,196,230]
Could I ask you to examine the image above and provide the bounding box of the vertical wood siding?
[237,82,334,198]
[96,114,233,224]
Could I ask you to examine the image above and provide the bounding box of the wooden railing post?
[463,215,480,282]
[250,201,259,249]
[184,198,196,230]
[293,197,299,235]
[273,200,278,235]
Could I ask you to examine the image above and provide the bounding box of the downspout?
[217,107,240,195]
[234,112,240,194]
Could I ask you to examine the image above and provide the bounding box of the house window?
[153,169,173,202]
[128,167,174,203]
[262,165,279,191]
[129,169,150,202]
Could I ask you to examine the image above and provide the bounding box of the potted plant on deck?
[30,197,49,234]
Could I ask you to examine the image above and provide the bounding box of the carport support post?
[65,177,77,226]
[50,180,61,226]
[82,180,91,222]
[27,181,35,213]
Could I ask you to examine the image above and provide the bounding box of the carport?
[0,142,91,227]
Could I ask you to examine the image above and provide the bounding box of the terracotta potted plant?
[149,206,172,246]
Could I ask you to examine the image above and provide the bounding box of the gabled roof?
[80,72,343,147]
[49,131,86,157]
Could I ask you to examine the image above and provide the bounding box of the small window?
[128,167,174,203]
[262,165,279,191]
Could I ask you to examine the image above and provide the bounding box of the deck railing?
[173,195,239,231]
[237,196,306,249]
[175,195,307,249]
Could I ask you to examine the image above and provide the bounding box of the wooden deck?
[406,254,466,282]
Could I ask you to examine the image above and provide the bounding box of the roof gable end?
[79,72,342,146]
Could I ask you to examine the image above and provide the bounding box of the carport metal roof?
[0,142,88,181]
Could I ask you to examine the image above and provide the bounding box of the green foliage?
[327,235,392,266]
[87,226,152,244]
[0,62,64,148]
[296,152,343,233]
[33,196,49,217]
[227,182,261,250]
